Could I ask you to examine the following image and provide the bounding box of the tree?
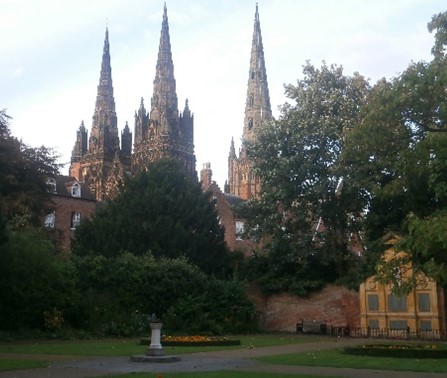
[73,158,230,275]
[342,11,447,288]
[243,62,370,294]
[0,109,60,228]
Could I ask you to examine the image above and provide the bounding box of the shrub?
[344,344,447,359]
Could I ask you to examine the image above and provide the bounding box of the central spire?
[131,3,196,176]
[150,2,178,133]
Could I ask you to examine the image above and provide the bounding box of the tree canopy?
[0,109,60,229]
[73,158,230,275]
[341,11,447,287]
[241,62,370,294]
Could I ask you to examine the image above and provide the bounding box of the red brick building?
[44,176,96,252]
[201,163,253,253]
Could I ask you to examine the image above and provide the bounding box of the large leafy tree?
[243,62,370,294]
[73,158,230,275]
[342,11,447,287]
[0,109,60,229]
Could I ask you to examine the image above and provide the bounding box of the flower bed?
[141,335,241,347]
[344,343,447,359]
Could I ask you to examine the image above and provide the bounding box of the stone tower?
[226,4,272,200]
[132,4,196,177]
[69,28,131,201]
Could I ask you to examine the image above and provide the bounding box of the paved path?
[0,338,446,378]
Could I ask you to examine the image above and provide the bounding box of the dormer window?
[46,178,57,194]
[71,182,81,197]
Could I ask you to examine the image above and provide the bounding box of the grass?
[4,335,447,375]
[89,372,343,378]
[0,334,325,357]
[258,348,447,373]
[0,359,48,372]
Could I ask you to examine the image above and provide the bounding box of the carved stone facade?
[132,5,195,177]
[226,5,272,200]
[69,4,195,201]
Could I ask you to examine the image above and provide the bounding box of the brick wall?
[248,284,360,332]
[50,195,96,252]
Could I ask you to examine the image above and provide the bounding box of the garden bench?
[296,319,327,334]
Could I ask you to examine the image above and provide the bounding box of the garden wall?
[248,284,360,332]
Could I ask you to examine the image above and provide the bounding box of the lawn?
[89,372,343,378]
[258,348,447,373]
[0,334,325,357]
[0,359,48,372]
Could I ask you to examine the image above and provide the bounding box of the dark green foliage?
[164,277,258,335]
[344,344,447,359]
[0,227,76,331]
[243,62,370,294]
[74,159,229,275]
[71,253,255,336]
[0,109,60,229]
[342,12,447,286]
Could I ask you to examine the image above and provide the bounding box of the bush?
[0,227,76,331]
[164,277,258,335]
[344,344,447,359]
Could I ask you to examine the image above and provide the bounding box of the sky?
[1,0,445,188]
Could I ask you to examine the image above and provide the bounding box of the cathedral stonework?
[226,4,272,200]
[69,4,195,201]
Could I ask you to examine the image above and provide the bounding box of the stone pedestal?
[131,319,180,363]
[146,321,164,356]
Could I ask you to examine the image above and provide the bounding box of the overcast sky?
[1,0,445,188]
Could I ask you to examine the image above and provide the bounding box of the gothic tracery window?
[248,118,253,131]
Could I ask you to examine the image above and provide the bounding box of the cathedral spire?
[226,4,271,199]
[150,2,178,134]
[243,3,272,142]
[131,4,196,177]
[89,26,119,155]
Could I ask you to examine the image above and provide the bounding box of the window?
[389,320,407,330]
[420,320,432,331]
[367,295,379,311]
[418,293,430,312]
[71,212,81,229]
[71,182,81,197]
[248,118,253,131]
[249,94,254,107]
[388,294,407,312]
[368,319,379,329]
[235,220,244,240]
[46,178,57,193]
[44,212,55,228]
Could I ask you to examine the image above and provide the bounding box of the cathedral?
[226,4,272,200]
[69,4,195,201]
[69,4,270,203]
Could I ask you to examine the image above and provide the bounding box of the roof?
[223,193,245,207]
[52,175,96,201]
